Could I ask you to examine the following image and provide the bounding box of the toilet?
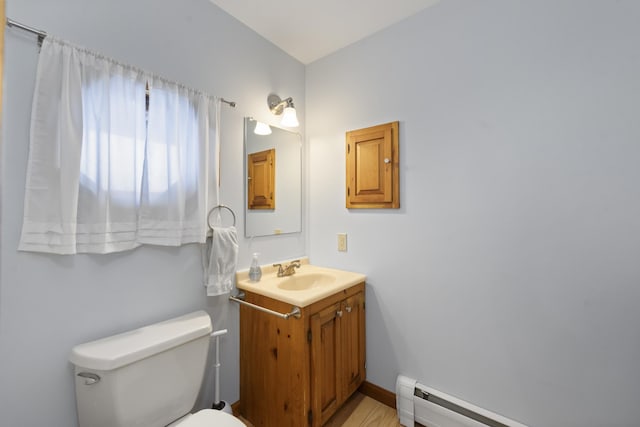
[69,311,244,427]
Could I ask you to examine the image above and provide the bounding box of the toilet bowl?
[69,311,243,427]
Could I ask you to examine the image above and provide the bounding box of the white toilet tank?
[69,311,213,427]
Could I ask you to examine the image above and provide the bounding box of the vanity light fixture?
[254,121,272,135]
[267,94,299,128]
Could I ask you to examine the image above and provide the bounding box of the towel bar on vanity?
[229,291,301,319]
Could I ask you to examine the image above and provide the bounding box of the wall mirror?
[244,117,302,237]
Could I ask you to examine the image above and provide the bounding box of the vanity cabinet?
[239,282,365,427]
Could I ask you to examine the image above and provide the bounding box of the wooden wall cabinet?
[240,283,366,426]
[248,148,275,209]
[346,121,399,209]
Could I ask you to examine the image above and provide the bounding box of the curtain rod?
[6,18,47,46]
[5,17,237,108]
[220,98,236,108]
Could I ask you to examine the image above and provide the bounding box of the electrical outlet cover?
[337,233,347,251]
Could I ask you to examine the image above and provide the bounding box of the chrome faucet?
[273,260,301,277]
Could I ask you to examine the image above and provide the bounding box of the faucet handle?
[290,259,301,267]
[273,263,284,276]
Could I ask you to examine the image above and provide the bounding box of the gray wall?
[306,1,640,426]
[0,0,305,426]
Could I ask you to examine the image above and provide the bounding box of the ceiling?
[209,0,440,64]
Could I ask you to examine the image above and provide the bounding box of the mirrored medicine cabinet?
[244,117,302,237]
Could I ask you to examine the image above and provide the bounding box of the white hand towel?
[202,226,238,296]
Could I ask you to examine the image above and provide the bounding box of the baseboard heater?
[396,375,528,427]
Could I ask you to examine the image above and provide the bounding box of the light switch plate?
[337,233,347,252]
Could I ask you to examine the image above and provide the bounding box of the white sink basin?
[276,273,336,291]
[236,258,366,307]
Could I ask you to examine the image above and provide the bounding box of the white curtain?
[19,37,217,254]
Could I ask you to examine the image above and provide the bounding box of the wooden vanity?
[236,261,366,426]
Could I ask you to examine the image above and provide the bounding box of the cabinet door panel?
[310,302,341,426]
[248,148,275,209]
[341,292,366,399]
[346,122,399,209]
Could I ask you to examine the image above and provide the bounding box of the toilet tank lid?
[69,311,212,371]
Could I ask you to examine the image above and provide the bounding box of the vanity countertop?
[235,257,366,307]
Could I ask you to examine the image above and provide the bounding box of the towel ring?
[207,205,236,228]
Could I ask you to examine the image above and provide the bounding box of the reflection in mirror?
[244,117,301,237]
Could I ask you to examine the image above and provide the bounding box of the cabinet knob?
[384,158,391,164]
[345,306,352,313]
[336,310,343,318]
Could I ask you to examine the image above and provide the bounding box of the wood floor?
[237,392,402,426]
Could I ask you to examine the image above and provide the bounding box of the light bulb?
[280,107,299,128]
[254,121,272,135]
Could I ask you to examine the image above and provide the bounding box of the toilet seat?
[172,409,244,427]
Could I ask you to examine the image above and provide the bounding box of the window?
[79,74,146,205]
[19,37,217,254]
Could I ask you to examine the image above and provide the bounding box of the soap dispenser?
[249,253,262,282]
